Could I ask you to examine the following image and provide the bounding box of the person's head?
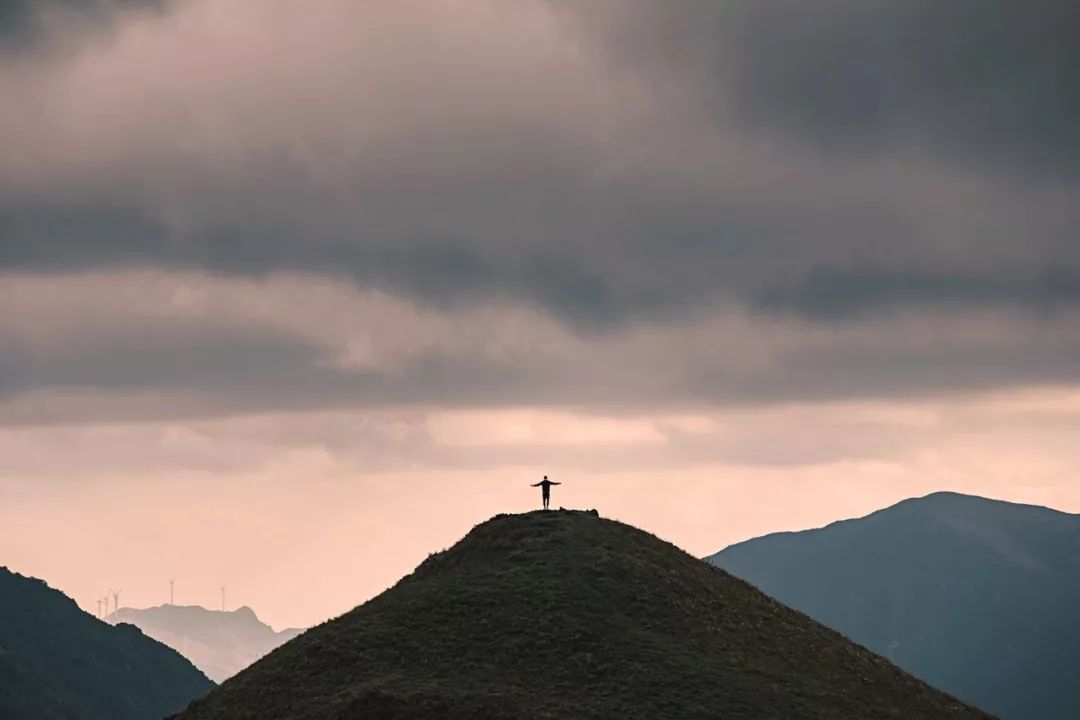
[543,475,548,480]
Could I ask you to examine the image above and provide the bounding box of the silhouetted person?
[531,476,561,510]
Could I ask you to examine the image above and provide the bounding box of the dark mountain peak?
[911,490,994,505]
[717,492,1077,561]
[872,493,1079,559]
[1,565,75,609]
[176,509,988,720]
[0,566,213,720]
[710,494,1080,720]
[855,491,1010,527]
[895,490,1073,517]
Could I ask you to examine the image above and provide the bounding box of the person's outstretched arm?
[550,482,561,485]
[531,482,542,486]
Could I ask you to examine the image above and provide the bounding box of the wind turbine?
[111,588,122,614]
[95,597,104,618]
[106,588,115,616]
[220,586,226,612]
[169,578,175,606]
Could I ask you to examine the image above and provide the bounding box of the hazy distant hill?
[109,604,303,682]
[709,492,1080,720]
[0,566,213,720]
[175,510,989,719]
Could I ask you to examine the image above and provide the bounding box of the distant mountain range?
[175,510,990,719]
[709,492,1080,720]
[0,566,212,720]
[109,604,303,682]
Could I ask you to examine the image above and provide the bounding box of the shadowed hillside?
[176,510,991,720]
[109,604,303,682]
[0,566,213,720]
[709,492,1080,720]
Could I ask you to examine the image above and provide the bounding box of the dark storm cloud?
[0,197,164,268]
[7,269,1080,425]
[1,0,1076,322]
[0,0,166,49]
[624,0,1080,178]
[679,326,1080,406]
[3,0,1080,414]
[0,326,315,397]
[754,267,1080,319]
[0,316,533,422]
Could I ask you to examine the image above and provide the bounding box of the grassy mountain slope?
[709,492,1080,720]
[176,509,990,720]
[0,566,213,720]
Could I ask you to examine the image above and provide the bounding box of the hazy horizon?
[8,474,1079,630]
[4,0,1080,631]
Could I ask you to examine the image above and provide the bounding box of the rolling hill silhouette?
[175,510,990,719]
[109,604,303,682]
[709,492,1080,720]
[0,566,213,720]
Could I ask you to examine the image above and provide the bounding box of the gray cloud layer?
[709,1,1080,179]
[5,271,1080,425]
[0,0,166,50]
[3,0,1080,414]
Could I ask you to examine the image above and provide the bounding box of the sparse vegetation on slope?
[176,510,992,720]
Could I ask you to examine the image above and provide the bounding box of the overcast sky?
[3,0,1080,629]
